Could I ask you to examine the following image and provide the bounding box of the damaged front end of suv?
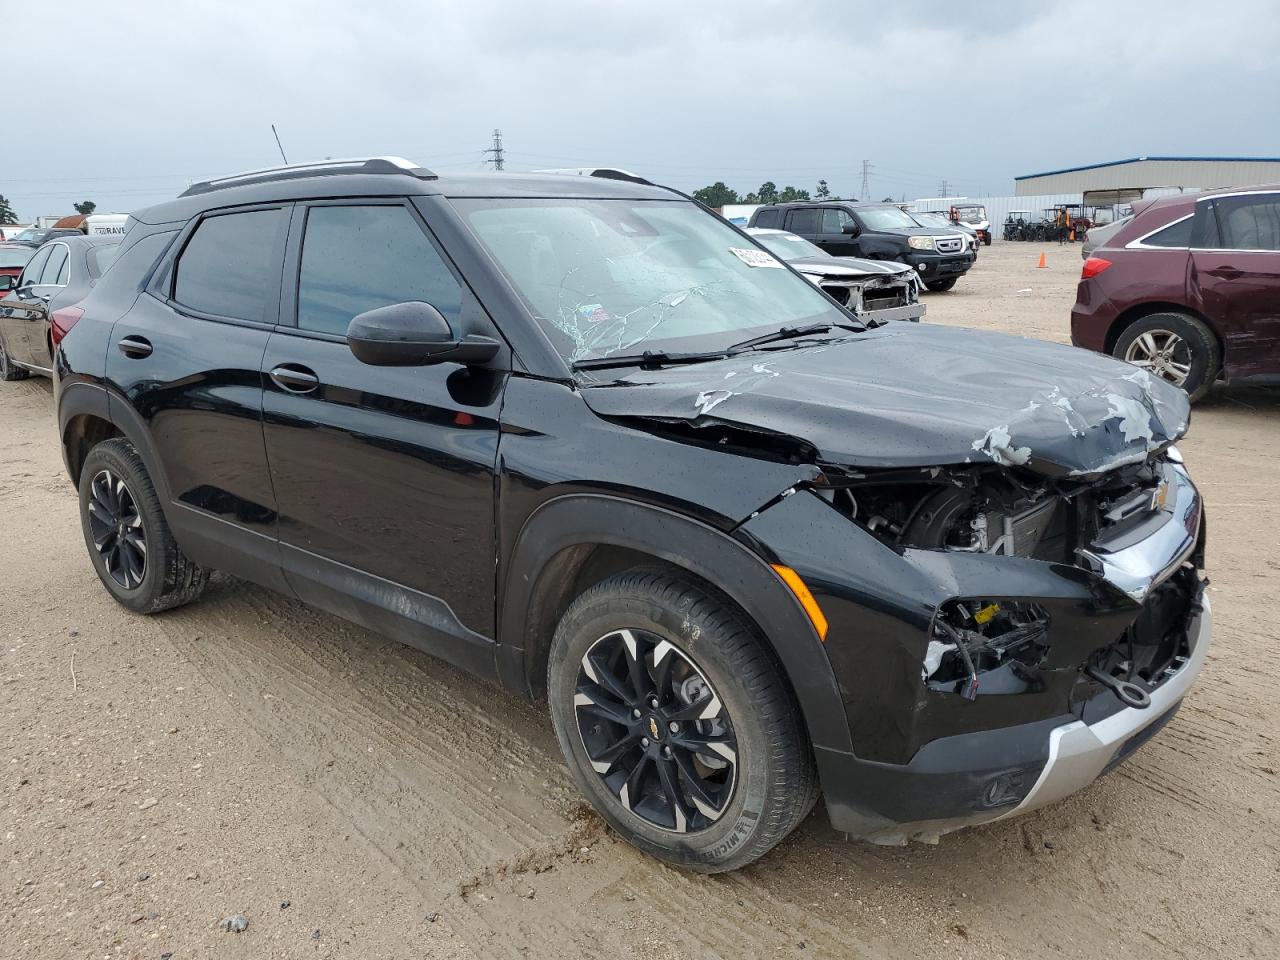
[583,322,1209,844]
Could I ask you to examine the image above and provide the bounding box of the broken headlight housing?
[924,600,1051,699]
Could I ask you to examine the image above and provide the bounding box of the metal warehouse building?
[1014,156,1280,203]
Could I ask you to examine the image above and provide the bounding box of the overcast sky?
[4,0,1277,220]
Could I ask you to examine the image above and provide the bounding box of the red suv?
[1071,186,1280,400]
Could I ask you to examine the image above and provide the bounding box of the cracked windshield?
[455,198,845,364]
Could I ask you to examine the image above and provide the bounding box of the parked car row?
[0,236,118,380]
[748,200,976,291]
[19,157,1208,874]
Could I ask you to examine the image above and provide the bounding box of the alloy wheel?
[1124,329,1192,387]
[87,470,148,590]
[574,628,737,833]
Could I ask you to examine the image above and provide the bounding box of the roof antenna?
[271,124,289,165]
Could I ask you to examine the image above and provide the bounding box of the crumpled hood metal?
[581,324,1191,477]
[786,255,913,279]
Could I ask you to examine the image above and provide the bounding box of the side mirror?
[347,301,500,367]
[841,222,859,235]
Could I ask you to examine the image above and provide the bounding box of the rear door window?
[786,209,820,234]
[40,244,69,285]
[173,208,288,322]
[295,204,462,336]
[1214,194,1280,251]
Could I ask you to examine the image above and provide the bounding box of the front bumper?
[741,459,1208,845]
[817,597,1209,843]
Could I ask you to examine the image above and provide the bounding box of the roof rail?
[532,167,654,186]
[179,156,437,198]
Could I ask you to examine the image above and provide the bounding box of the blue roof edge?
[1015,156,1280,181]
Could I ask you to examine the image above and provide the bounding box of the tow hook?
[1086,664,1152,709]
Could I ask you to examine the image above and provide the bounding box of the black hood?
[786,256,913,279]
[580,324,1190,478]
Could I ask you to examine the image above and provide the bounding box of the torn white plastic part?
[971,424,1032,467]
[921,640,957,681]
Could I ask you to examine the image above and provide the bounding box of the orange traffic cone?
[1037,252,1047,269]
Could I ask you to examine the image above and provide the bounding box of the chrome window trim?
[1124,213,1194,251]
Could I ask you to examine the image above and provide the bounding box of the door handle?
[1207,265,1244,280]
[117,336,153,359]
[269,363,320,394]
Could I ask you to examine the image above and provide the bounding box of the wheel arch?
[497,493,856,757]
[58,383,173,506]
[1103,300,1224,363]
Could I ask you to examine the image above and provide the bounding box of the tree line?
[692,179,841,208]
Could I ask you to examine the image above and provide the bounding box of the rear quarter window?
[753,208,781,228]
[1142,216,1194,248]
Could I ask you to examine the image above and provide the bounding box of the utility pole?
[484,129,505,171]
[860,160,871,201]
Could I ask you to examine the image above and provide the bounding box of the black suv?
[749,201,974,291]
[53,158,1210,872]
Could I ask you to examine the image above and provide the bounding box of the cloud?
[3,0,1277,220]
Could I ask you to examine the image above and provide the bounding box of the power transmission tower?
[860,160,871,201]
[938,179,952,197]
[484,129,505,171]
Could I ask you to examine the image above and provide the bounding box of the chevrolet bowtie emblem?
[648,717,660,740]
[1151,478,1172,512]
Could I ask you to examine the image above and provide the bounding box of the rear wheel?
[925,277,958,292]
[548,568,818,873]
[79,438,209,613]
[0,333,30,381]
[1113,312,1219,402]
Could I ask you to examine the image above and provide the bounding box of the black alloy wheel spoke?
[88,470,147,591]
[574,628,737,833]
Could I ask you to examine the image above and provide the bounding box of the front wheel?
[0,333,30,381]
[1112,312,1219,402]
[548,568,818,873]
[925,277,958,292]
[78,438,210,613]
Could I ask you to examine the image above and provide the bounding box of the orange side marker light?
[770,564,829,641]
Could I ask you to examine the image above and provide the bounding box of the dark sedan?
[1071,185,1280,401]
[0,235,118,380]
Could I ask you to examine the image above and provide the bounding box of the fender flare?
[58,381,175,508]
[497,493,855,755]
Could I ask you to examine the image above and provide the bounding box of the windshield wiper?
[724,322,844,355]
[571,348,729,372]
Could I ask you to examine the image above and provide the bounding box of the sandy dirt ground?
[2,242,1277,959]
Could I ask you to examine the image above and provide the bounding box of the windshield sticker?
[729,247,783,268]
[576,303,614,324]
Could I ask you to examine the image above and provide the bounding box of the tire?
[0,332,30,381]
[548,568,818,873]
[1112,312,1219,402]
[78,438,210,614]
[925,277,958,292]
